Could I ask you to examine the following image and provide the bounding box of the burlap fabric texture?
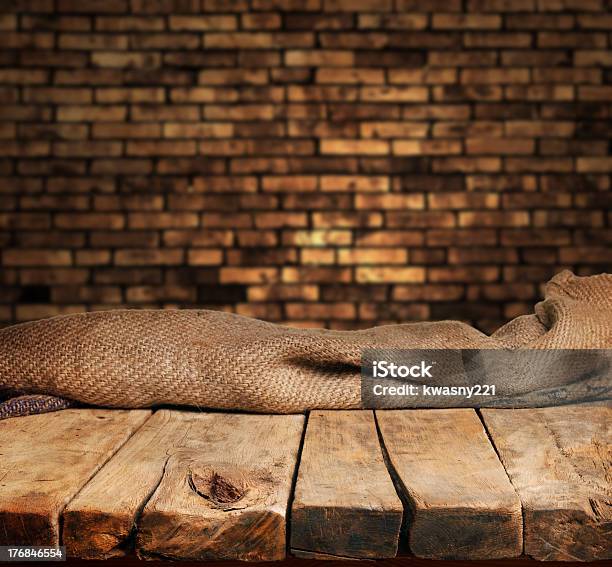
[0,270,610,419]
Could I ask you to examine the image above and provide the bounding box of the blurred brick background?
[0,0,611,332]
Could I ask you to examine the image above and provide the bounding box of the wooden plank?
[376,409,522,560]
[136,413,303,561]
[482,404,611,562]
[0,409,150,547]
[63,409,191,558]
[290,410,403,559]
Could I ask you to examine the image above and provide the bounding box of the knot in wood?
[188,465,250,510]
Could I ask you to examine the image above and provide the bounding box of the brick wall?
[1,0,611,332]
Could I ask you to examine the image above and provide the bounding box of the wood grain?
[290,410,403,559]
[0,409,150,547]
[136,413,304,561]
[376,409,522,560]
[482,404,611,562]
[63,409,192,558]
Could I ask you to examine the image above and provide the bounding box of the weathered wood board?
[136,413,304,561]
[376,409,522,560]
[482,404,611,562]
[0,409,150,547]
[63,409,192,558]
[290,410,403,559]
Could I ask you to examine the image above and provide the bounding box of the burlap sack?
[0,270,610,418]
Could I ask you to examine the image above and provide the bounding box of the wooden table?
[0,404,609,563]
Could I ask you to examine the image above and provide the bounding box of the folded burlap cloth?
[0,270,610,420]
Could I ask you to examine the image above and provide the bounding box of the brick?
[324,0,391,10]
[57,105,127,122]
[93,123,161,139]
[575,51,612,66]
[313,212,383,228]
[95,16,165,31]
[360,86,428,102]
[534,68,600,84]
[204,32,313,49]
[169,15,236,30]
[23,88,92,104]
[129,212,198,229]
[433,14,501,29]
[448,248,518,265]
[126,285,195,303]
[356,267,425,283]
[464,33,531,48]
[393,284,463,302]
[52,140,121,158]
[282,267,352,283]
[286,302,356,320]
[338,248,407,264]
[92,52,161,69]
[57,0,127,12]
[300,249,335,265]
[247,285,318,302]
[505,120,574,137]
[131,33,200,50]
[432,157,501,173]
[242,13,282,29]
[21,15,90,31]
[429,193,499,210]
[461,68,530,84]
[255,212,307,228]
[55,213,125,230]
[59,33,129,50]
[466,138,535,155]
[0,32,54,49]
[579,86,612,101]
[459,211,530,227]
[220,267,278,284]
[0,69,48,84]
[3,249,72,267]
[429,267,499,283]
[361,122,429,138]
[321,139,389,155]
[115,250,183,266]
[127,140,197,156]
[55,69,123,85]
[282,230,352,246]
[538,32,606,48]
[187,249,224,266]
[388,68,456,84]
[355,194,424,210]
[358,13,427,29]
[0,142,50,157]
[285,50,354,66]
[316,68,384,84]
[393,140,462,155]
[576,158,612,173]
[262,176,317,192]
[204,105,275,121]
[91,159,152,175]
[505,158,573,172]
[131,105,199,121]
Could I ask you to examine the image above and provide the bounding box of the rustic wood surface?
[1,406,610,562]
[0,409,150,547]
[137,413,304,561]
[291,410,403,559]
[376,409,523,560]
[63,410,193,558]
[482,404,611,562]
